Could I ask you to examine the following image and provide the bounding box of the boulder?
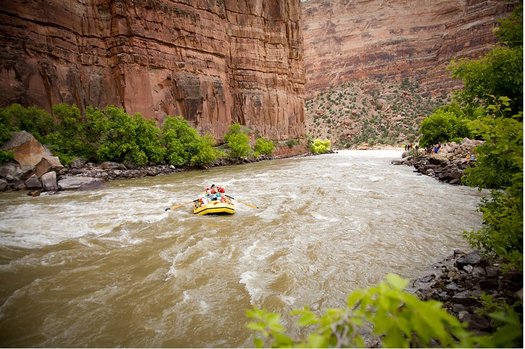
[70,158,87,169]
[1,131,52,170]
[0,178,7,191]
[58,176,104,191]
[35,156,63,178]
[41,171,58,192]
[456,251,482,270]
[25,174,42,190]
[0,161,22,181]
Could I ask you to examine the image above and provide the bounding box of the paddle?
[225,195,258,209]
[164,201,196,211]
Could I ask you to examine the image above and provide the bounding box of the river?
[0,149,484,347]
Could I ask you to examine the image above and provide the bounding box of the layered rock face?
[0,0,305,141]
[302,0,517,97]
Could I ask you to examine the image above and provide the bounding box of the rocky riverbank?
[409,249,522,337]
[391,138,483,184]
[391,139,522,339]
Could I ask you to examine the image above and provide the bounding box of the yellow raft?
[193,199,235,215]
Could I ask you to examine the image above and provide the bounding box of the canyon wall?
[0,0,305,141]
[302,0,517,97]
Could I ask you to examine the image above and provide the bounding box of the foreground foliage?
[247,274,519,348]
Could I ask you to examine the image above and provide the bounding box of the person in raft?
[201,184,228,204]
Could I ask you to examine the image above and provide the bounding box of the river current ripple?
[0,150,484,347]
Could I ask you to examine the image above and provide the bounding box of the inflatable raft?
[193,200,235,215]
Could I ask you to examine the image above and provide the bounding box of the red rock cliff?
[302,0,517,97]
[0,0,305,141]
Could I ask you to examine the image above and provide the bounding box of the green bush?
[224,123,252,158]
[464,186,523,272]
[254,137,275,157]
[226,132,251,158]
[132,114,165,165]
[310,138,331,154]
[494,4,523,48]
[286,139,300,148]
[43,103,95,165]
[85,106,145,165]
[0,103,225,168]
[462,100,523,271]
[0,103,55,143]
[162,116,201,166]
[418,109,471,148]
[247,274,498,348]
[0,150,14,163]
[433,6,524,274]
[189,134,220,167]
[0,118,12,145]
[450,46,523,113]
[462,103,522,190]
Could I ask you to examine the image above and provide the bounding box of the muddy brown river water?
[0,150,484,347]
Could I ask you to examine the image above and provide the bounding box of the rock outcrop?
[0,0,305,142]
[301,0,518,97]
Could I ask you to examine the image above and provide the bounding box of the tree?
[449,6,523,113]
[42,103,96,164]
[85,106,146,165]
[418,109,471,148]
[462,100,523,271]
[189,134,220,167]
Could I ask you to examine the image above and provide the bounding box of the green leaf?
[253,337,264,348]
[307,333,327,348]
[246,321,266,332]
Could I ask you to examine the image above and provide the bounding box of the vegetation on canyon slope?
[249,6,522,347]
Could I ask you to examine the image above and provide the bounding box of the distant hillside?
[305,78,448,147]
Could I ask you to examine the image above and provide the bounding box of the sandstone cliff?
[302,0,517,97]
[0,0,305,142]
